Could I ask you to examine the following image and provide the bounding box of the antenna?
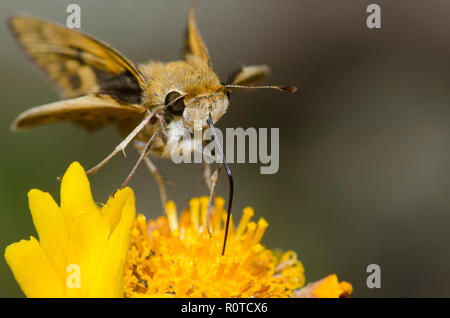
[224,84,297,93]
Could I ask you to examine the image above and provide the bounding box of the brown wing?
[8,15,147,104]
[182,6,211,66]
[227,65,271,86]
[12,94,146,132]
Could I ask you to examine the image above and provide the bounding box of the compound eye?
[165,91,185,116]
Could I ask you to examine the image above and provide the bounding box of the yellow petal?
[5,161,138,298]
[5,237,64,298]
[339,281,353,297]
[27,189,68,278]
[90,193,136,297]
[63,206,109,297]
[313,274,351,298]
[60,162,97,215]
[59,162,119,296]
[102,187,134,233]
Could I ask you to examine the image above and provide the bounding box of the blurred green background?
[1,0,450,297]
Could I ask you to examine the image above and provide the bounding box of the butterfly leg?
[203,162,213,190]
[204,163,221,236]
[86,110,155,175]
[133,141,168,210]
[202,149,220,189]
[120,131,159,188]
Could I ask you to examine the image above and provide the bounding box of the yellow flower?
[313,274,353,298]
[124,197,352,298]
[4,162,136,297]
[5,162,352,298]
[124,197,306,297]
[294,274,353,298]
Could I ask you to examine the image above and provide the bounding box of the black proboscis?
[207,114,234,256]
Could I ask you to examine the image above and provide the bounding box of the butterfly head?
[162,86,230,133]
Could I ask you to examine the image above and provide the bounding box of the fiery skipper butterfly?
[8,6,296,254]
